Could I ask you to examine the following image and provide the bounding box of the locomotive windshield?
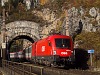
[55,38,70,48]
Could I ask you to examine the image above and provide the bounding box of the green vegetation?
[75,32,100,67]
[75,32,100,52]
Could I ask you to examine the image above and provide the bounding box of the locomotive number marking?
[61,52,68,55]
[42,46,45,52]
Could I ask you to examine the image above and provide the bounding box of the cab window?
[55,38,70,48]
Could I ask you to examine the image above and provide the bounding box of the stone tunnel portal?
[1,21,41,60]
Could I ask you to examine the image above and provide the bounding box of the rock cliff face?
[67,7,100,37]
[32,7,100,38]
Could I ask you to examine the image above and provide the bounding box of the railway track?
[21,62,100,75]
[44,68,100,75]
[35,66,100,75]
[2,60,100,75]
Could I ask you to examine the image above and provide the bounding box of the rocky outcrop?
[32,8,61,38]
[32,7,100,38]
[68,7,100,37]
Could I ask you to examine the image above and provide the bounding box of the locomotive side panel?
[31,39,53,64]
[36,39,52,56]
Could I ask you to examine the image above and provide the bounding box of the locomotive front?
[49,35,74,66]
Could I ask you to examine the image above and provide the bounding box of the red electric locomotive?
[31,34,75,67]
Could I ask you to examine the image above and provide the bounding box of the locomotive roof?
[35,34,71,43]
[46,34,71,40]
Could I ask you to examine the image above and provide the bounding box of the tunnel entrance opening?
[7,35,35,60]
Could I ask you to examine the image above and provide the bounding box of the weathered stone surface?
[32,7,100,38]
[0,21,40,45]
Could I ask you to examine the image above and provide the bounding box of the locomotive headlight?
[53,50,56,55]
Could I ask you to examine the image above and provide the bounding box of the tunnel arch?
[2,21,40,50]
[7,35,35,51]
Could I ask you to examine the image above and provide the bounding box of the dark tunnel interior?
[7,35,34,52]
